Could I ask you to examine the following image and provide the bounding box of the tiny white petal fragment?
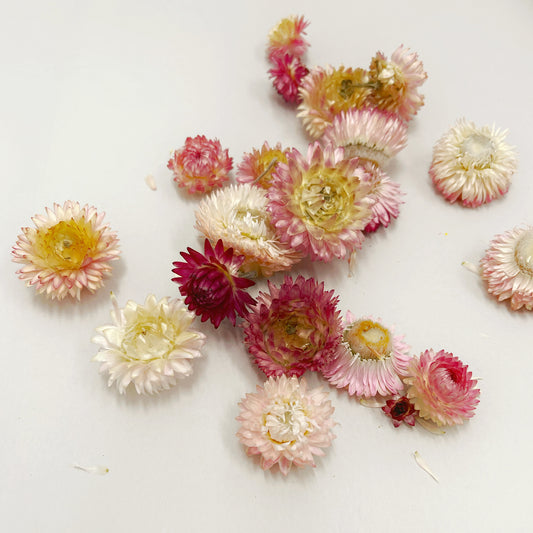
[360,397,386,408]
[461,261,480,275]
[348,250,357,278]
[414,451,439,483]
[145,174,157,191]
[416,417,446,435]
[73,464,109,475]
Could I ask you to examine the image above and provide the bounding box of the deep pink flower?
[171,239,255,328]
[167,135,233,194]
[268,53,309,104]
[404,349,480,427]
[382,396,418,428]
[242,275,343,377]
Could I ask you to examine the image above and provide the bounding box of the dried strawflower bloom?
[361,160,404,233]
[236,375,335,475]
[298,66,373,139]
[382,396,418,428]
[367,45,427,122]
[167,135,233,194]
[267,143,372,262]
[92,294,206,395]
[322,313,411,398]
[480,225,533,310]
[322,108,408,168]
[195,184,301,277]
[12,201,120,300]
[268,53,309,104]
[236,141,289,189]
[404,349,480,427]
[171,239,255,328]
[267,15,310,59]
[429,119,517,207]
[242,275,342,377]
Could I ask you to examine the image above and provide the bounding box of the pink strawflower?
[171,239,255,328]
[322,108,408,168]
[404,349,480,427]
[268,53,309,104]
[242,275,343,377]
[360,160,404,233]
[236,141,289,189]
[382,396,418,428]
[267,143,372,262]
[267,15,310,59]
[480,225,533,311]
[368,45,427,122]
[322,313,411,398]
[12,201,120,300]
[430,119,517,207]
[167,135,233,194]
[236,375,335,475]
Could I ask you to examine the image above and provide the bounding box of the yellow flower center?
[515,230,533,275]
[344,319,392,361]
[324,68,372,112]
[295,166,359,232]
[460,133,495,169]
[255,149,287,188]
[34,218,100,270]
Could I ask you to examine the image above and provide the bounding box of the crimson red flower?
[171,239,255,328]
[382,396,418,428]
[268,53,309,104]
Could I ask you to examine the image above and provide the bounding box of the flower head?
[360,161,404,233]
[267,15,310,59]
[268,53,309,104]
[429,119,517,207]
[242,276,343,377]
[298,66,373,139]
[480,225,533,310]
[11,201,120,300]
[167,135,233,194]
[236,375,335,475]
[367,45,427,122]
[195,184,302,277]
[382,396,418,428]
[171,239,255,328]
[322,313,411,398]
[92,294,205,395]
[322,108,408,168]
[404,349,480,427]
[236,141,289,189]
[267,143,372,262]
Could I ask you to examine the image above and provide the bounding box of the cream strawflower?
[480,225,533,311]
[322,108,408,168]
[11,201,120,300]
[195,183,301,277]
[236,375,336,475]
[92,294,206,395]
[430,119,517,207]
[322,313,411,398]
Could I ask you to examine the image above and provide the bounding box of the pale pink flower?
[368,45,427,122]
[267,143,372,262]
[322,313,411,398]
[322,108,408,168]
[480,225,533,311]
[360,160,404,233]
[242,275,343,377]
[267,15,310,59]
[12,201,120,300]
[404,349,480,427]
[268,53,309,104]
[236,141,289,189]
[236,375,335,475]
[167,135,232,194]
[430,119,517,207]
[382,396,418,428]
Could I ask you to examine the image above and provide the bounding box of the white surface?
[1,1,532,531]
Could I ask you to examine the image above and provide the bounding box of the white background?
[1,1,532,531]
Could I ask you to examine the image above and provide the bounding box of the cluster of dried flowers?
[11,13,530,477]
